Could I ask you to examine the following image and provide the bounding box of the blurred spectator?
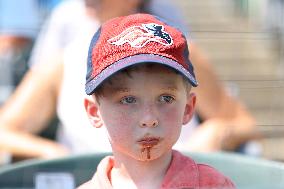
[0,0,63,104]
[0,0,39,104]
[0,0,258,161]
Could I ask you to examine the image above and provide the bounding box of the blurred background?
[0,0,284,162]
[176,0,284,161]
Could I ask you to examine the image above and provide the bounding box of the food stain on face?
[141,146,152,159]
[146,147,151,159]
[137,136,161,160]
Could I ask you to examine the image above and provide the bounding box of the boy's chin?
[134,148,169,162]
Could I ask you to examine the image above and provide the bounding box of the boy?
[79,13,235,189]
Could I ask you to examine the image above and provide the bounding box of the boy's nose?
[139,106,159,128]
[140,111,159,127]
[140,119,158,128]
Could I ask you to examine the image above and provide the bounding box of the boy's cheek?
[159,106,184,124]
[103,110,134,129]
[105,119,135,145]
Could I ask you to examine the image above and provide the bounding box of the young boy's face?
[85,64,196,161]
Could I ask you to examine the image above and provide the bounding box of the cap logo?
[107,23,173,48]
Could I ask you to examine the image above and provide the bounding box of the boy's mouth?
[137,136,161,147]
[137,136,161,160]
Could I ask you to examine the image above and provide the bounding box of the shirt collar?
[92,150,199,189]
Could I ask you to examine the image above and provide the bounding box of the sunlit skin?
[84,64,196,188]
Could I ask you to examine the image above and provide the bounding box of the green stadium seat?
[0,152,284,189]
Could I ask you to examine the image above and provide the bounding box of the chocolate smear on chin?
[147,147,151,159]
[141,146,151,160]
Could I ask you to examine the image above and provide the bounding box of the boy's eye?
[159,95,174,103]
[120,96,136,104]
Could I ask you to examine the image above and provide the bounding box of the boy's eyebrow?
[112,87,131,93]
[162,86,178,91]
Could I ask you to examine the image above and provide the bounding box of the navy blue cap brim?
[85,54,198,95]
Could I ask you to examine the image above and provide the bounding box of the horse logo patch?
[107,23,173,48]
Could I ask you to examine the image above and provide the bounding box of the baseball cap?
[85,13,198,95]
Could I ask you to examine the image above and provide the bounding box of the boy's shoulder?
[197,163,235,188]
[163,150,235,188]
[77,151,235,189]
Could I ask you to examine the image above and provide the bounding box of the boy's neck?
[110,150,173,189]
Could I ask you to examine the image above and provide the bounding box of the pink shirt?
[77,150,235,189]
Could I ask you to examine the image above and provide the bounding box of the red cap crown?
[86,13,197,95]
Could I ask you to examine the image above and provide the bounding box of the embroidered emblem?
[107,23,173,48]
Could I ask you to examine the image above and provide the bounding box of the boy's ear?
[183,93,196,125]
[84,97,103,128]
